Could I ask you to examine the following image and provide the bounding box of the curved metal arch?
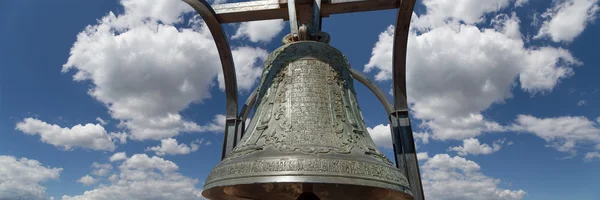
[182,0,240,160]
[237,87,259,141]
[239,87,258,123]
[349,69,393,115]
[391,0,424,199]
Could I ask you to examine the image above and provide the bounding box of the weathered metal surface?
[391,0,424,199]
[211,0,401,23]
[202,35,412,200]
[182,0,240,160]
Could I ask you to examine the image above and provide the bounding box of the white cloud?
[414,132,431,149]
[109,132,128,144]
[577,100,586,106]
[145,138,203,156]
[534,0,600,42]
[62,154,203,200]
[15,118,116,151]
[448,138,505,156]
[422,154,526,200]
[365,12,580,141]
[515,0,529,7]
[417,152,430,161]
[217,47,269,91]
[232,19,285,43]
[366,124,430,149]
[0,155,62,200]
[96,117,108,125]
[584,152,600,161]
[91,162,113,177]
[366,124,393,149]
[412,0,516,29]
[77,175,98,186]
[62,0,267,141]
[511,115,600,154]
[109,152,127,162]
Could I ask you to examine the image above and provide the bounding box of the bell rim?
[202,176,413,200]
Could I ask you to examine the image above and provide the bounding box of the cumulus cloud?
[577,100,586,106]
[232,19,285,43]
[91,162,113,177]
[366,124,393,149]
[145,138,204,156]
[15,118,117,151]
[412,0,517,29]
[365,11,580,141]
[510,115,600,155]
[62,154,203,200]
[366,124,429,149]
[109,152,127,162]
[0,155,62,200]
[422,154,526,200]
[515,0,529,7]
[534,0,600,42]
[62,0,267,141]
[448,138,506,156]
[584,152,600,161]
[217,47,269,91]
[77,175,98,186]
[417,152,430,161]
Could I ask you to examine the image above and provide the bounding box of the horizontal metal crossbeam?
[212,0,400,23]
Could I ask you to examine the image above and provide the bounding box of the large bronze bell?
[201,33,413,200]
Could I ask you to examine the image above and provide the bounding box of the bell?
[202,33,413,200]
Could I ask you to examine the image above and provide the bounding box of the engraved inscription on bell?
[289,60,337,147]
[201,35,413,200]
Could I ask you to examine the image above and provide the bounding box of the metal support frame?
[392,0,424,199]
[211,0,402,23]
[183,0,241,160]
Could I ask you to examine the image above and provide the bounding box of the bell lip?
[201,175,413,199]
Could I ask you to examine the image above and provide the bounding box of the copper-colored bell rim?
[202,181,413,200]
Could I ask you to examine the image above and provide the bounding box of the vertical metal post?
[311,0,322,39]
[391,0,423,199]
[222,118,241,159]
[393,111,423,200]
[288,0,299,39]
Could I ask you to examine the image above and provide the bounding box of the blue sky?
[1,0,599,199]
